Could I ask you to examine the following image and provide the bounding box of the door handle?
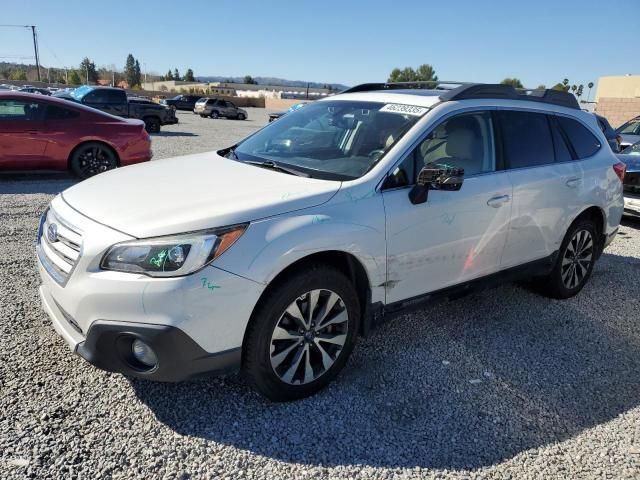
[566,177,581,188]
[487,195,510,208]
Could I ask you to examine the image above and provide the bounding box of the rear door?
[499,109,584,268]
[0,98,48,169]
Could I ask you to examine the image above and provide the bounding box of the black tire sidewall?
[547,218,598,299]
[144,118,160,133]
[243,266,360,401]
[70,142,117,179]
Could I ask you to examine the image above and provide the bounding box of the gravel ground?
[1,113,640,479]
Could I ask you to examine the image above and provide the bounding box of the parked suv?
[616,116,640,149]
[194,97,247,119]
[161,94,202,111]
[37,82,624,401]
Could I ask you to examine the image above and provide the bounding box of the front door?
[0,98,48,169]
[382,110,513,304]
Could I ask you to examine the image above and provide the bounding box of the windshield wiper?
[242,160,310,177]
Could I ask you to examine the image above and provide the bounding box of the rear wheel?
[69,142,118,179]
[143,117,161,134]
[210,110,219,119]
[539,218,598,299]
[243,265,360,401]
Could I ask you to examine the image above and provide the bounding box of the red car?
[0,92,152,179]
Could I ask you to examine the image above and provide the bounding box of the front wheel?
[144,117,161,134]
[237,113,246,120]
[210,110,219,119]
[242,265,360,401]
[69,142,118,179]
[539,218,598,299]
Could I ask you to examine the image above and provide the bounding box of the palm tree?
[587,82,594,101]
[571,84,577,95]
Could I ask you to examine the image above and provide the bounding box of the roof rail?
[342,80,471,94]
[342,81,580,110]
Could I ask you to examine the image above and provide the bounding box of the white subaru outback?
[37,82,625,401]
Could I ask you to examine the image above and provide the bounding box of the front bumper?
[39,285,240,381]
[37,196,264,381]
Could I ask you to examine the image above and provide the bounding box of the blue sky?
[1,0,637,94]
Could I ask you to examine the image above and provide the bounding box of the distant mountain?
[196,75,349,90]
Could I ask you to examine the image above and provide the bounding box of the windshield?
[233,100,426,180]
[70,85,93,101]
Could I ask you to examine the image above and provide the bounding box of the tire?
[69,142,118,179]
[242,265,360,402]
[237,113,246,120]
[210,110,219,119]
[538,217,598,299]
[144,117,161,134]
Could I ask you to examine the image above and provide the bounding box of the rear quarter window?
[556,116,601,159]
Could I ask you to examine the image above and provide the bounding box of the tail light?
[613,162,626,182]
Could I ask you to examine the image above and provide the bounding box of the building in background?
[595,75,640,127]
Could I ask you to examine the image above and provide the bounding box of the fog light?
[131,339,157,367]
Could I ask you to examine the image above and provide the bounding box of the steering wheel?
[368,149,385,160]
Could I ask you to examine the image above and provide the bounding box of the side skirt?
[364,252,558,331]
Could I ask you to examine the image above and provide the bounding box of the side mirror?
[408,163,464,205]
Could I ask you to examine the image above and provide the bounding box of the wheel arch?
[67,140,120,170]
[569,205,606,256]
[242,250,372,353]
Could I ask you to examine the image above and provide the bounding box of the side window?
[0,100,44,121]
[106,90,126,104]
[228,102,236,108]
[45,105,79,120]
[497,110,554,169]
[549,116,573,163]
[383,150,418,189]
[84,89,108,105]
[418,111,496,176]
[556,116,601,159]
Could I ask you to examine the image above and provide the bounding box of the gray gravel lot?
[1,111,640,479]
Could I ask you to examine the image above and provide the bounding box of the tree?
[587,81,594,101]
[9,68,27,80]
[552,82,570,92]
[124,54,137,87]
[68,69,81,85]
[536,84,546,90]
[165,69,174,81]
[387,64,437,83]
[576,84,584,100]
[244,75,257,84]
[79,57,98,83]
[134,59,141,87]
[184,68,195,82]
[173,68,180,81]
[500,78,524,88]
[571,84,577,94]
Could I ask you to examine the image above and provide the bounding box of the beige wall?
[596,75,640,102]
[265,98,312,110]
[595,97,640,128]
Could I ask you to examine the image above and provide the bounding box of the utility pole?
[30,25,41,81]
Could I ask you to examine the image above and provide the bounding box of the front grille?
[37,208,83,285]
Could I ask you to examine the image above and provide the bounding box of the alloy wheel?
[270,289,348,385]
[77,146,115,177]
[561,229,594,289]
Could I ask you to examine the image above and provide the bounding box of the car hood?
[61,152,341,238]
[618,153,640,173]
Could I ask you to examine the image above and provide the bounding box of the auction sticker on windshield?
[379,104,429,116]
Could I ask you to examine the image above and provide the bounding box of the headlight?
[100,224,247,277]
